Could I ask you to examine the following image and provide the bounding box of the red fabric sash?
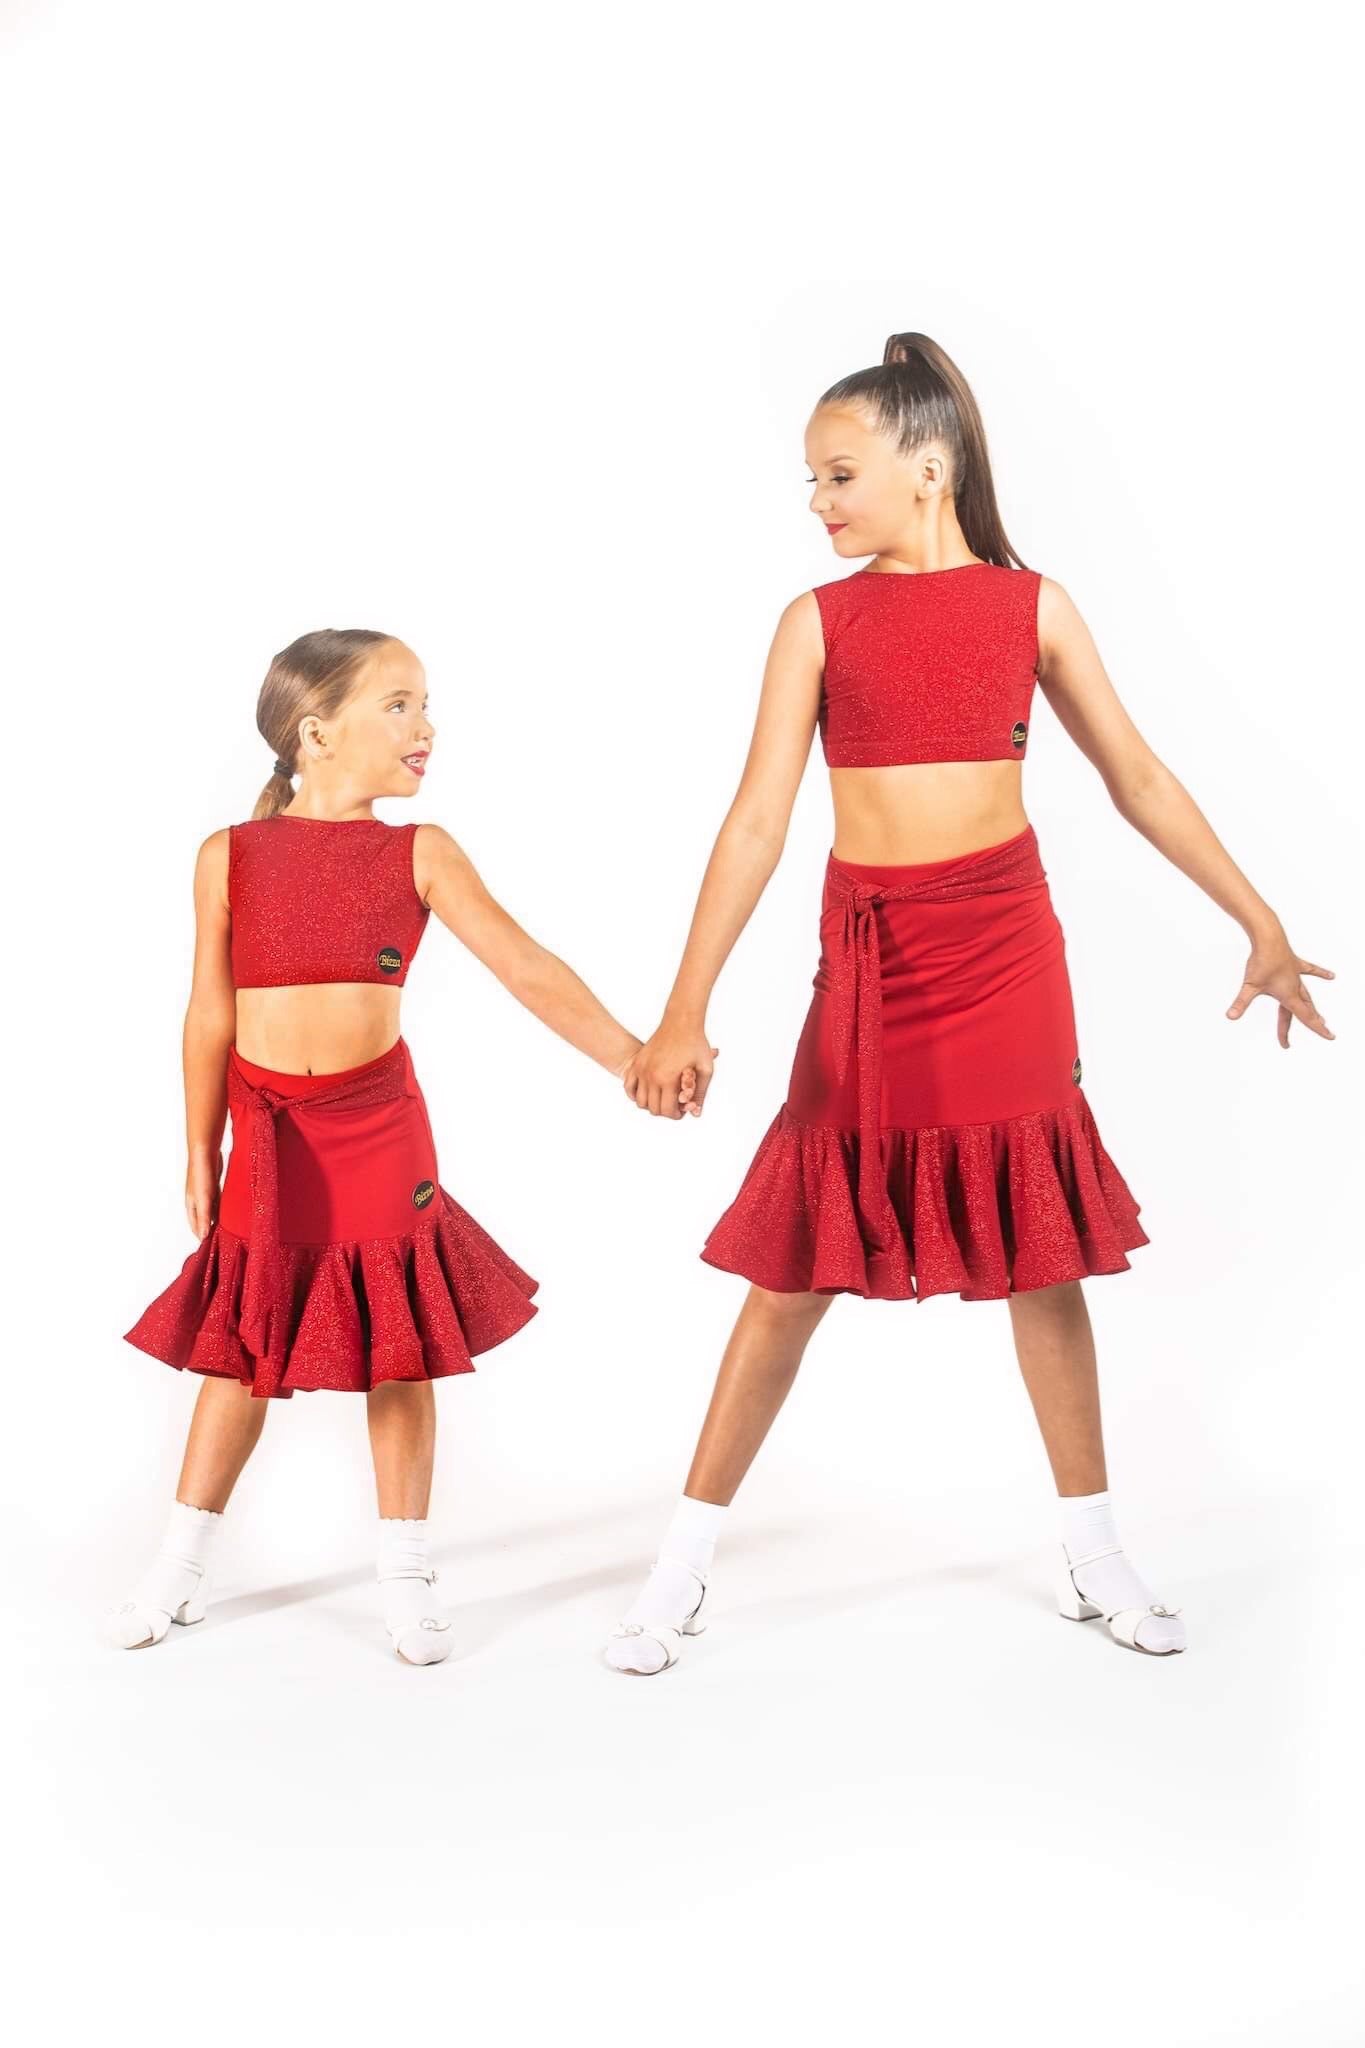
[825,827,1046,1258]
[233,1038,411,1361]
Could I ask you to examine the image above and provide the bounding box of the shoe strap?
[1065,1543,1124,1572]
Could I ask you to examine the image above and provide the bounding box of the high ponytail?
[817,332,1028,571]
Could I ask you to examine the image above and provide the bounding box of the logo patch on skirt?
[1072,1056,1083,1085]
[411,1178,436,1210]
[377,945,403,975]
[1011,721,1028,748]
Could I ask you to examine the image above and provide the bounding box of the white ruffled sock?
[377,1516,452,1665]
[107,1499,222,1648]
[606,1495,727,1674]
[1059,1489,1184,1653]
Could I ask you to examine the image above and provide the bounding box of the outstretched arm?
[416,825,642,1077]
[1036,577,1335,1046]
[624,590,825,1118]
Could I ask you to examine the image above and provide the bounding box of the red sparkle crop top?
[228,816,431,989]
[813,561,1043,767]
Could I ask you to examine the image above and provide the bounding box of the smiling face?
[297,639,435,797]
[805,404,953,561]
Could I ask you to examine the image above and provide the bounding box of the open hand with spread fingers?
[1226,933,1336,1047]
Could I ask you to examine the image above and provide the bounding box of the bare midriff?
[233,983,403,1077]
[829,759,1029,865]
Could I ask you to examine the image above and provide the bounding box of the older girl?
[606,331,1334,1672]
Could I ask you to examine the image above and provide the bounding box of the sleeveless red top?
[228,816,431,989]
[813,562,1043,767]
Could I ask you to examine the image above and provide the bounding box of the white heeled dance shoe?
[106,1565,210,1649]
[1055,1543,1186,1654]
[604,1559,709,1675]
[384,1567,454,1666]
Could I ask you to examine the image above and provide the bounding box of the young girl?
[114,627,645,1664]
[605,331,1335,1672]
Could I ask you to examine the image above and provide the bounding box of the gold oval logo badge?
[412,1178,436,1209]
[1011,721,1028,749]
[1071,1056,1083,1085]
[377,946,403,975]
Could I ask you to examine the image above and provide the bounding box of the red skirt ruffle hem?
[700,824,1150,1304]
[123,1036,539,1397]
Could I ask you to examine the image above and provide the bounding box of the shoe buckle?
[1148,1603,1182,1618]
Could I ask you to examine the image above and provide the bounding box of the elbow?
[725,805,787,864]
[1111,756,1171,816]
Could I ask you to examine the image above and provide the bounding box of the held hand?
[1226,936,1336,1047]
[185,1151,222,1241]
[623,1023,720,1118]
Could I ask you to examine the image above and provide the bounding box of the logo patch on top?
[412,1178,436,1210]
[1011,721,1028,749]
[1071,1056,1083,1085]
[377,945,403,975]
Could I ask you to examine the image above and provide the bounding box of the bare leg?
[366,1381,450,1664]
[604,1285,834,1672]
[366,1380,436,1518]
[107,1376,266,1647]
[176,1374,271,1512]
[684,1284,837,1503]
[1006,1280,1107,1495]
[1008,1282,1184,1653]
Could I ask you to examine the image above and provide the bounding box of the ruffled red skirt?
[700,824,1149,1303]
[123,1036,539,1397]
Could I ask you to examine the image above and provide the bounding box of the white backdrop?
[4,3,1361,2043]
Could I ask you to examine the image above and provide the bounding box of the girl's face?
[805,404,946,560]
[307,639,435,794]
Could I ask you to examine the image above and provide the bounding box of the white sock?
[658,1493,727,1577]
[604,1495,727,1675]
[109,1499,222,1646]
[1059,1488,1183,1652]
[377,1516,451,1663]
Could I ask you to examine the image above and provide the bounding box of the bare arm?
[184,829,237,1238]
[415,824,640,1077]
[624,590,825,1117]
[1037,577,1335,1045]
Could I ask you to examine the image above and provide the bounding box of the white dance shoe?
[106,1561,210,1649]
[383,1567,454,1666]
[604,1559,709,1675]
[1055,1542,1186,1654]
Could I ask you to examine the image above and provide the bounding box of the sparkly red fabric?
[814,562,1042,766]
[124,1038,539,1397]
[700,825,1149,1303]
[228,816,431,988]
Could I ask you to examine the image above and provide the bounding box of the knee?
[743,1283,833,1333]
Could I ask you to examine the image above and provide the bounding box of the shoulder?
[412,821,475,905]
[1035,572,1083,651]
[198,825,233,871]
[194,827,232,912]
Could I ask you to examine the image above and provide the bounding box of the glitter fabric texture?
[815,563,1041,766]
[700,826,1149,1303]
[228,816,431,987]
[124,816,539,1396]
[124,1038,539,1397]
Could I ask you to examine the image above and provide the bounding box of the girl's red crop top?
[228,816,431,989]
[813,562,1043,767]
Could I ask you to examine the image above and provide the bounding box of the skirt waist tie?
[826,829,1047,1261]
[233,1038,410,1360]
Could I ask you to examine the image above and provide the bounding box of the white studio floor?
[11,1458,1361,2047]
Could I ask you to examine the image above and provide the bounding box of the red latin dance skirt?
[124,1036,539,1397]
[700,823,1149,1303]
